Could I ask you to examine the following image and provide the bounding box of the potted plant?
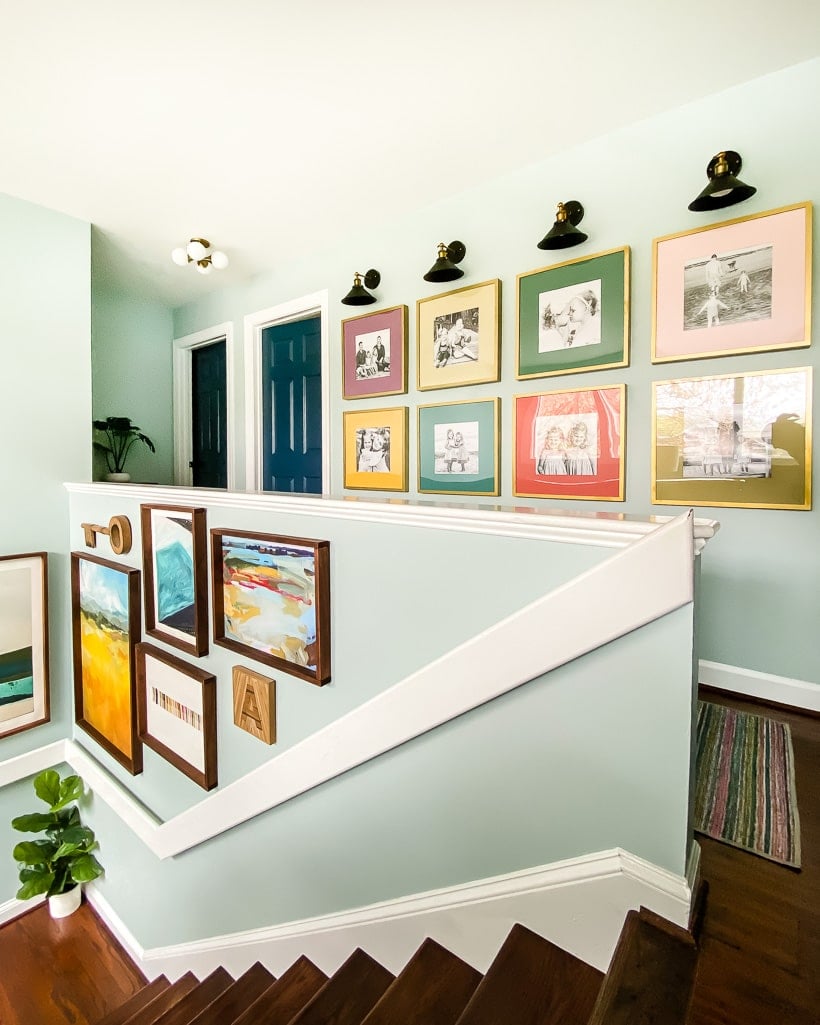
[11,769,104,918]
[93,416,156,483]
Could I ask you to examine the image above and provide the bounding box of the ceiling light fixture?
[341,269,381,306]
[537,201,588,250]
[171,238,229,275]
[688,150,757,212]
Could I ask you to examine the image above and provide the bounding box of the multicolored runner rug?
[694,701,801,868]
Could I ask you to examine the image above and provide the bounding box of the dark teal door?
[191,340,227,488]
[261,316,322,493]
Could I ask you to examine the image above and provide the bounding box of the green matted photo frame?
[652,366,812,510]
[418,397,500,495]
[417,278,501,391]
[517,246,630,380]
[343,406,408,492]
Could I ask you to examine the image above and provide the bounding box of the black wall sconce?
[423,241,466,283]
[688,151,756,212]
[537,201,588,250]
[341,269,381,306]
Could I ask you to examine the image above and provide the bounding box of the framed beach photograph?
[342,304,408,399]
[0,553,49,739]
[652,367,812,509]
[136,643,217,790]
[517,247,630,379]
[652,202,812,363]
[417,279,501,390]
[211,529,331,685]
[343,406,408,492]
[513,385,626,501]
[417,397,500,496]
[141,504,208,657]
[72,553,142,774]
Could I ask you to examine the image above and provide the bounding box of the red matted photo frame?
[513,384,626,501]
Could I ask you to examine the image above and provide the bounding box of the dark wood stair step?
[118,972,199,1025]
[233,955,328,1025]
[288,948,395,1025]
[186,962,277,1025]
[94,976,171,1025]
[586,906,698,1025]
[361,937,482,1025]
[149,967,233,1025]
[455,923,604,1025]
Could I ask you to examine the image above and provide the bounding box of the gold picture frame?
[417,397,500,496]
[343,406,408,491]
[417,279,501,391]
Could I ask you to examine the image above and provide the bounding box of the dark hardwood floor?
[0,689,817,1025]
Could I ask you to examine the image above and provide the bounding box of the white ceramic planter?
[105,472,131,483]
[49,885,82,919]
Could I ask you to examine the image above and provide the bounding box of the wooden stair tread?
[143,968,232,1025]
[455,923,604,1025]
[361,937,482,1025]
[289,948,395,1025]
[233,955,328,1025]
[187,962,277,1025]
[587,907,698,1025]
[94,976,171,1025]
[119,973,199,1025]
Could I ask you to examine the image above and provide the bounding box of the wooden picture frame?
[417,397,500,496]
[342,304,408,399]
[0,553,50,739]
[513,385,626,501]
[211,529,331,685]
[72,552,142,774]
[343,406,408,492]
[652,366,812,509]
[517,247,630,379]
[652,202,812,363]
[141,504,208,657]
[417,278,501,391]
[136,642,217,790]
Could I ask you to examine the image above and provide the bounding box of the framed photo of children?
[517,247,630,380]
[652,202,812,363]
[342,304,408,399]
[343,406,408,492]
[513,385,626,501]
[418,397,500,496]
[417,279,501,391]
[0,553,50,739]
[652,367,812,510]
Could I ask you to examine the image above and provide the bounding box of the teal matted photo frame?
[418,397,500,495]
[516,246,630,379]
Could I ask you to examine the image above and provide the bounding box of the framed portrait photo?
[517,247,630,379]
[652,202,812,363]
[136,643,217,790]
[418,397,500,496]
[417,278,501,391]
[514,385,626,501]
[652,366,812,509]
[211,529,331,685]
[141,504,208,657]
[342,304,408,399]
[72,552,142,774]
[0,553,49,739]
[343,406,408,492]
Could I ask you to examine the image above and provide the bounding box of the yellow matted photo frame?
[343,406,408,491]
[417,279,501,391]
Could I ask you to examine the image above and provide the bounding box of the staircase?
[94,906,700,1025]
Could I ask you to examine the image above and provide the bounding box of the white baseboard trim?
[0,894,44,927]
[89,847,690,982]
[699,660,820,713]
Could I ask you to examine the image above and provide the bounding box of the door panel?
[191,340,227,488]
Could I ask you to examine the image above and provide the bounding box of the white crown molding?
[699,660,820,712]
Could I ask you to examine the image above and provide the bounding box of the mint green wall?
[91,280,174,484]
[174,59,820,686]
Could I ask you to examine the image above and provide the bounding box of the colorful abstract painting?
[0,553,49,737]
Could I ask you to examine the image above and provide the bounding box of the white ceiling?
[2,2,817,308]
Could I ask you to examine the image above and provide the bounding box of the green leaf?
[33,769,61,808]
[52,774,84,810]
[59,825,95,847]
[16,870,55,900]
[70,853,103,883]
[52,841,83,860]
[12,812,56,833]
[13,839,58,865]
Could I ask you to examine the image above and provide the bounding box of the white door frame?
[244,291,330,493]
[172,322,236,488]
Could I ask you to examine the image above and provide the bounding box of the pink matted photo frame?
[342,304,408,399]
[651,202,812,364]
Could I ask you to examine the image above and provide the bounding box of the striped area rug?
[694,701,801,868]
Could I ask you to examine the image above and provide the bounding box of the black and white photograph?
[683,245,773,331]
[533,412,599,476]
[433,307,480,367]
[354,327,391,379]
[434,420,479,474]
[355,427,391,473]
[538,278,602,352]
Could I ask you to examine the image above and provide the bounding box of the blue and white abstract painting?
[151,510,196,642]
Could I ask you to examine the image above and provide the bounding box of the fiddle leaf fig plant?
[93,416,156,474]
[11,769,104,899]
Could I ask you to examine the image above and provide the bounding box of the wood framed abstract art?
[0,553,50,739]
[513,385,626,501]
[141,504,208,657]
[211,529,331,685]
[343,406,408,492]
[342,304,408,399]
[417,279,501,391]
[417,397,500,496]
[72,552,142,774]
